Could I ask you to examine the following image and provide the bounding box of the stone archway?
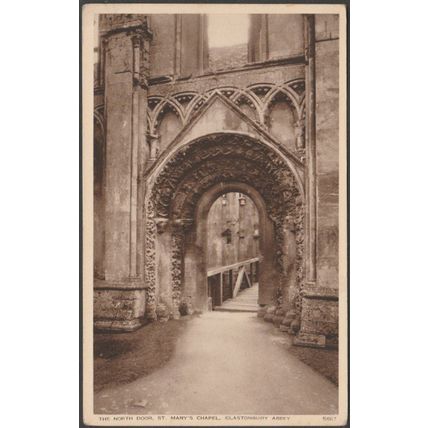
[144,132,304,321]
[187,182,274,311]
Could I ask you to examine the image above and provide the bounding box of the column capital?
[102,15,152,41]
[147,133,160,161]
[294,118,305,150]
[172,218,194,233]
[101,17,152,90]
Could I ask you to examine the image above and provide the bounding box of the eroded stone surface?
[93,14,341,346]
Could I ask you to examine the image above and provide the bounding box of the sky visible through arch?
[207,14,250,48]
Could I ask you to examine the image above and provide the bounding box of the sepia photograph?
[4,1,428,428]
[82,3,348,426]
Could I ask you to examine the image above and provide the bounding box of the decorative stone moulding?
[144,200,157,321]
[294,118,305,150]
[144,132,305,322]
[94,287,147,332]
[147,79,305,140]
[294,287,339,348]
[172,218,194,231]
[100,15,153,91]
[155,218,169,234]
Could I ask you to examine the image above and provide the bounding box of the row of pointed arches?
[147,79,305,136]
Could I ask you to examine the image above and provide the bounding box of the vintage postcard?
[82,2,348,426]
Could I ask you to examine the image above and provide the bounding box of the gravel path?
[94,312,338,415]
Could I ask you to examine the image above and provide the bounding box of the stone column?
[281,216,297,312]
[174,15,182,76]
[153,218,175,322]
[198,14,209,74]
[171,219,192,318]
[294,14,340,348]
[294,14,323,347]
[147,133,160,164]
[294,118,305,152]
[304,14,317,288]
[94,16,152,332]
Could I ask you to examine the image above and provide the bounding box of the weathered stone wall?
[248,15,304,62]
[157,110,181,153]
[149,15,176,77]
[148,14,208,79]
[147,65,305,159]
[208,44,247,71]
[148,14,305,78]
[296,14,340,347]
[94,289,146,332]
[315,16,339,290]
[93,15,152,331]
[148,64,304,97]
[93,13,341,347]
[93,113,105,279]
[267,14,304,60]
[267,98,297,154]
[206,192,260,269]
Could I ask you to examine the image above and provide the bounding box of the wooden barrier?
[207,257,260,306]
[207,257,261,277]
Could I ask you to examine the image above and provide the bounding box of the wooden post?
[244,270,252,288]
[233,266,245,298]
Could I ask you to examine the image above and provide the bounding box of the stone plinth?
[94,280,147,332]
[94,15,152,332]
[294,286,338,347]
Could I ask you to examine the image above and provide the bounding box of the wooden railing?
[207,257,260,277]
[207,257,260,307]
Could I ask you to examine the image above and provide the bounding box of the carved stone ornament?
[129,25,151,89]
[294,119,305,150]
[172,218,194,232]
[147,79,305,141]
[155,218,169,234]
[144,133,305,316]
[144,199,157,320]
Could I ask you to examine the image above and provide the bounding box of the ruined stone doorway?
[145,132,303,321]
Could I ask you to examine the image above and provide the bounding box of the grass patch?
[289,345,338,386]
[94,317,190,392]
